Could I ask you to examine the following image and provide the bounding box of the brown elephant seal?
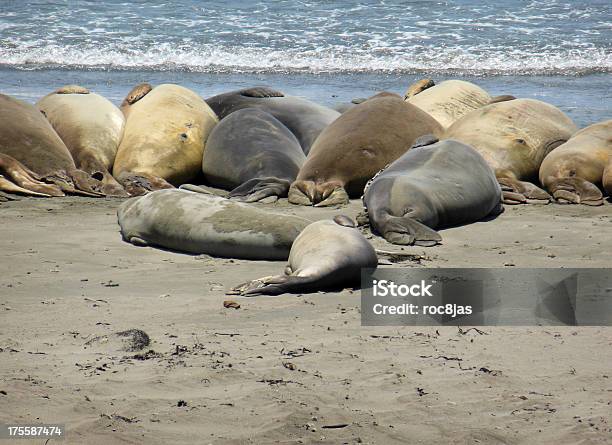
[206,87,340,155]
[288,92,443,207]
[405,79,492,129]
[113,83,218,195]
[444,98,578,204]
[117,187,310,260]
[37,85,127,197]
[228,216,378,296]
[202,108,305,202]
[404,79,436,99]
[539,120,612,206]
[361,139,502,246]
[0,93,104,196]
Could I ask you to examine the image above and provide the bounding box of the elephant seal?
[288,92,444,207]
[228,216,378,296]
[361,139,503,246]
[539,120,612,205]
[202,108,306,202]
[113,84,218,195]
[37,85,127,197]
[444,98,578,204]
[0,93,103,196]
[405,79,492,129]
[206,87,340,155]
[117,187,310,260]
[120,83,152,118]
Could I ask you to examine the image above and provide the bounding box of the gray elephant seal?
[37,85,127,197]
[361,139,502,246]
[0,93,103,196]
[202,108,306,202]
[289,92,443,207]
[405,79,492,129]
[117,188,310,260]
[229,216,378,296]
[114,83,218,195]
[205,87,340,155]
[444,98,578,204]
[539,120,612,206]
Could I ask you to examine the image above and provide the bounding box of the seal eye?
[515,138,526,145]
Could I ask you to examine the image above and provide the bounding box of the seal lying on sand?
[361,139,502,246]
[539,120,611,206]
[229,216,378,296]
[117,187,310,260]
[206,87,340,155]
[202,108,306,202]
[0,93,102,196]
[289,92,443,207]
[405,79,493,129]
[444,99,578,204]
[114,83,218,195]
[37,85,127,197]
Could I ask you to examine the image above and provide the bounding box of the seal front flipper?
[380,215,442,247]
[545,177,603,206]
[239,87,285,98]
[498,177,551,205]
[116,172,174,196]
[228,177,291,202]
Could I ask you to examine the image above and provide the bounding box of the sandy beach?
[1,195,611,444]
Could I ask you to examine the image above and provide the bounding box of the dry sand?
[0,194,611,444]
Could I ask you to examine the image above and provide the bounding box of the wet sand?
[0,195,611,444]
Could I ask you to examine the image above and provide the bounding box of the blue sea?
[1,0,610,127]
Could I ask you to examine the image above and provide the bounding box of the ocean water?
[1,0,610,127]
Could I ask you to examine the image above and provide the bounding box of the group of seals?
[114,83,219,196]
[0,93,103,197]
[361,139,502,246]
[539,120,612,205]
[206,87,340,155]
[288,92,443,207]
[37,85,127,197]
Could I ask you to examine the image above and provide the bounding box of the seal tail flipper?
[498,177,552,205]
[381,215,442,247]
[545,177,603,206]
[69,169,106,197]
[228,274,317,297]
[228,177,291,203]
[0,154,64,197]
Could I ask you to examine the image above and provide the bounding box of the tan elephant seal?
[37,85,128,197]
[405,79,492,129]
[288,92,443,207]
[539,120,611,205]
[113,83,218,195]
[228,216,378,296]
[0,93,104,196]
[117,187,310,260]
[444,98,578,204]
